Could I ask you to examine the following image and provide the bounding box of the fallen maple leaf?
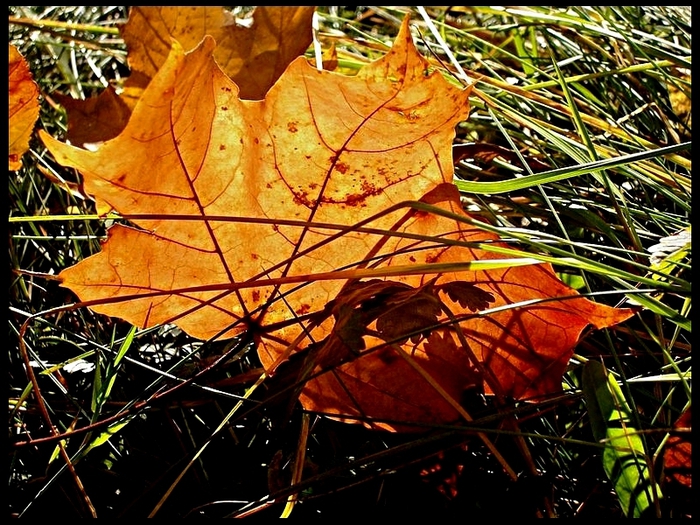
[41,18,634,431]
[121,6,315,101]
[55,6,316,155]
[9,44,40,171]
[40,18,469,339]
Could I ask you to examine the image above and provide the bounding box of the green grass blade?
[82,415,136,454]
[455,142,690,194]
[582,361,663,517]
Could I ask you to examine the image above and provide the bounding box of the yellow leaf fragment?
[9,44,40,171]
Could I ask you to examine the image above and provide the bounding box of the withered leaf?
[53,86,132,147]
[121,6,315,100]
[9,44,40,171]
[663,407,691,489]
[375,281,444,345]
[437,281,495,312]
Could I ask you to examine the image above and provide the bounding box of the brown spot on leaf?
[293,189,315,207]
[296,303,311,315]
[360,180,382,196]
[344,194,366,207]
[425,253,439,264]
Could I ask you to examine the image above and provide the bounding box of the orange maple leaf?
[40,18,634,431]
[9,44,40,171]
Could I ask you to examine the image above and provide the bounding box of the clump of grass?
[9,6,690,518]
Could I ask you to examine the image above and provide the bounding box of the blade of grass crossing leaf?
[582,361,662,517]
[466,241,681,292]
[466,241,690,329]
